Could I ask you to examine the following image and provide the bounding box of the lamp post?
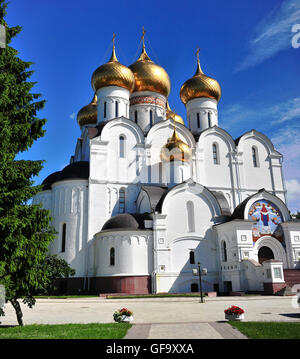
[198,262,204,303]
[193,262,207,303]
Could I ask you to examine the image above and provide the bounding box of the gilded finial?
[195,47,203,75]
[109,33,118,62]
[137,26,151,62]
[142,26,146,51]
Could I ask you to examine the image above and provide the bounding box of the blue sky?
[5,0,300,212]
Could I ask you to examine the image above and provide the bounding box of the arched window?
[197,113,200,128]
[134,110,138,124]
[61,223,66,253]
[115,101,119,117]
[208,112,212,127]
[189,250,195,264]
[221,241,227,262]
[187,201,195,232]
[119,188,126,213]
[212,143,219,165]
[149,110,153,127]
[119,135,125,158]
[104,101,107,118]
[252,146,259,167]
[110,247,115,266]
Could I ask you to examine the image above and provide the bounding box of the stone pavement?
[124,322,247,339]
[1,295,299,339]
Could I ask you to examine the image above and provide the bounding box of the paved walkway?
[1,295,299,339]
[124,322,247,339]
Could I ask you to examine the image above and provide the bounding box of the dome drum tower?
[129,91,166,133]
[128,31,171,133]
[91,35,135,124]
[180,49,221,135]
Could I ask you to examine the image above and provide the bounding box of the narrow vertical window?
[170,161,175,183]
[149,110,153,127]
[213,143,219,165]
[252,146,258,167]
[61,223,66,253]
[104,101,107,118]
[197,113,200,128]
[187,201,195,232]
[110,247,115,266]
[180,167,184,182]
[135,110,138,124]
[222,241,227,262]
[119,135,125,158]
[115,101,119,117]
[148,165,152,183]
[119,188,125,213]
[208,112,212,127]
[159,162,163,183]
[136,155,140,176]
[189,250,195,264]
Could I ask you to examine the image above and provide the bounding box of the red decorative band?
[130,96,166,108]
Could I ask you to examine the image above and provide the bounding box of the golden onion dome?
[180,50,221,105]
[91,39,135,93]
[166,101,185,126]
[129,41,171,98]
[77,94,98,126]
[160,127,192,162]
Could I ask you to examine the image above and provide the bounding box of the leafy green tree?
[0,0,55,326]
[38,255,76,296]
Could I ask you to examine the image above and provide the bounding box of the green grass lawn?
[35,295,99,299]
[0,323,132,339]
[229,321,300,339]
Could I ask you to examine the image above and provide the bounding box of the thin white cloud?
[238,0,300,71]
[221,97,300,131]
[69,112,76,120]
[286,179,300,212]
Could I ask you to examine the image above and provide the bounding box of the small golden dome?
[180,50,221,105]
[91,39,135,93]
[160,127,192,162]
[166,101,185,125]
[77,94,98,126]
[129,37,171,97]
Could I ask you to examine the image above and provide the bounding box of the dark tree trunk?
[10,298,23,326]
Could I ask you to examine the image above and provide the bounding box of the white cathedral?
[33,33,300,296]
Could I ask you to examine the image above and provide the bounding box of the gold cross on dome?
[112,33,116,48]
[196,47,200,63]
[142,26,146,49]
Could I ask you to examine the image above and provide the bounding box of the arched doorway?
[258,246,274,264]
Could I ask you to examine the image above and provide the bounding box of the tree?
[0,0,55,326]
[38,255,76,296]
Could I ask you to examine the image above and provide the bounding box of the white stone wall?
[152,181,222,293]
[93,231,153,276]
[196,127,287,210]
[129,91,166,133]
[96,86,130,123]
[186,97,218,133]
[34,180,88,277]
